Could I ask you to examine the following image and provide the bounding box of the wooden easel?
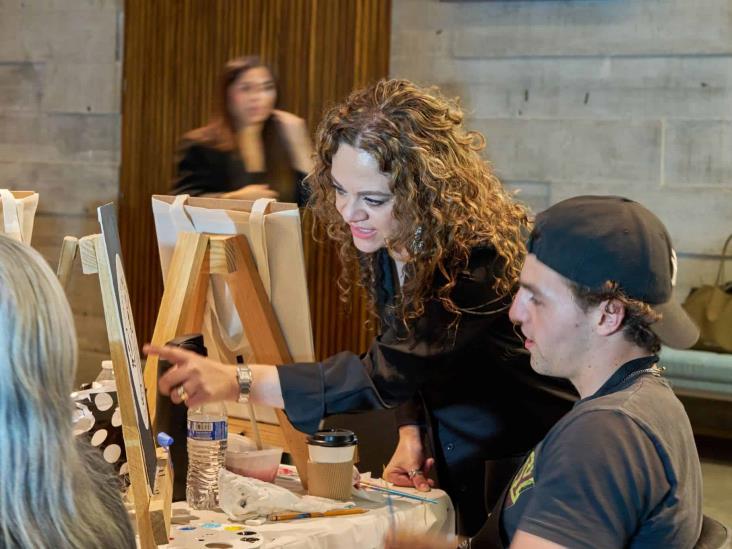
[65,233,173,549]
[143,231,311,486]
[56,235,79,289]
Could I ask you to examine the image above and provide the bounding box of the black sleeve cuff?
[277,352,396,435]
[394,398,426,428]
[276,362,326,435]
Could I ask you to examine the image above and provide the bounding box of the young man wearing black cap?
[386,196,703,549]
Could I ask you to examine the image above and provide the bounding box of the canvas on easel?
[75,203,172,548]
[149,196,314,471]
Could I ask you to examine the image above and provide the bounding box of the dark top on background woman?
[173,110,311,205]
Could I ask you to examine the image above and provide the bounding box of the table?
[163,475,455,549]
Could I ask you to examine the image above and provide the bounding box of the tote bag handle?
[0,189,23,243]
[714,233,732,286]
[249,198,275,298]
[169,194,196,233]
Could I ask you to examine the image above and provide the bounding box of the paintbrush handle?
[268,511,321,521]
[323,508,368,517]
[269,508,368,521]
[360,482,439,504]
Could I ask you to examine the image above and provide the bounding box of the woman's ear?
[597,298,626,336]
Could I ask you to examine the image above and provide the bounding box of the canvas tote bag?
[152,194,315,422]
[0,189,39,244]
[682,233,732,353]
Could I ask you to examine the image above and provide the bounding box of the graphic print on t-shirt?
[506,449,535,508]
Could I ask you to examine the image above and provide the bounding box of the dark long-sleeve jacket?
[277,246,575,534]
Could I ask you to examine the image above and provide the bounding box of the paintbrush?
[386,492,396,533]
[268,508,368,521]
[359,480,438,504]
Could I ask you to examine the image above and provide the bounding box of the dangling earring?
[411,226,424,253]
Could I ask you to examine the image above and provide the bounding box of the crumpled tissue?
[219,468,354,521]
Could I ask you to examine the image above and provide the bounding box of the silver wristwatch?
[236,364,253,403]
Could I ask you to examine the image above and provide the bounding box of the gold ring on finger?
[176,385,189,402]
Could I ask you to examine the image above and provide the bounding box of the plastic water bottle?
[186,401,228,509]
[94,360,116,389]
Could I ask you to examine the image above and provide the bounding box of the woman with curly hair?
[150,79,573,534]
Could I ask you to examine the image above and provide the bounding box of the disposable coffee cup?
[307,429,358,463]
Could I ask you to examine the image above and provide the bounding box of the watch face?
[238,366,253,384]
[237,366,252,402]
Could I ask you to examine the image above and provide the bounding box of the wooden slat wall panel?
[120,1,389,359]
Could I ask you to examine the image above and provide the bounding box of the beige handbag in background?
[152,194,315,423]
[682,233,732,353]
[0,189,39,244]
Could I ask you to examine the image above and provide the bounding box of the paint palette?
[167,523,263,548]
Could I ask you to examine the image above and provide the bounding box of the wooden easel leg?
[149,448,174,543]
[85,234,161,549]
[56,235,79,289]
[78,227,176,548]
[211,234,311,486]
[144,231,210,423]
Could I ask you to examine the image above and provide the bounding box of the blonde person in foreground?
[0,235,135,548]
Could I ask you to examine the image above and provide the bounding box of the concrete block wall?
[0,0,123,383]
[390,0,732,301]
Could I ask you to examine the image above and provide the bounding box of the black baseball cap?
[527,195,699,349]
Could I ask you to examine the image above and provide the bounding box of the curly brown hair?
[569,280,662,354]
[306,79,529,327]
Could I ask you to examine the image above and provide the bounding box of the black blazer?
[172,114,309,206]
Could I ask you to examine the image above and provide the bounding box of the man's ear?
[597,298,626,336]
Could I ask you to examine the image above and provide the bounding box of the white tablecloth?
[163,477,455,549]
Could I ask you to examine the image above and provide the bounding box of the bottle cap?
[157,432,174,448]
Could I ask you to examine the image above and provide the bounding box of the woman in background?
[172,56,313,206]
[153,79,574,535]
[0,235,135,549]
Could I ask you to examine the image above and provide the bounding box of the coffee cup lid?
[307,429,358,447]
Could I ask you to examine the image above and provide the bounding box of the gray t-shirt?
[500,356,703,548]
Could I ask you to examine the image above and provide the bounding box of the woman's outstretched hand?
[145,344,239,408]
[383,425,435,492]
